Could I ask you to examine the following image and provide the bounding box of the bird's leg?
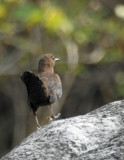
[48,105,61,122]
[34,112,40,128]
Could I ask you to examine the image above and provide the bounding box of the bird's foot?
[48,116,53,122]
[53,113,61,119]
[48,113,61,122]
[37,126,41,130]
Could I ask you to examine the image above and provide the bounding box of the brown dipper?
[21,54,62,127]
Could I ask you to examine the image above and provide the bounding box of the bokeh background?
[0,0,124,158]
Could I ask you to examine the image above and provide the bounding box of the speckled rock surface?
[1,100,124,160]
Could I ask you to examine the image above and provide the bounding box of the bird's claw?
[37,126,40,130]
[53,113,61,119]
[49,117,53,122]
[48,113,61,122]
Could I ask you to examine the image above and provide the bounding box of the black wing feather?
[21,71,48,113]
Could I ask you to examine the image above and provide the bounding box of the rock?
[1,100,124,160]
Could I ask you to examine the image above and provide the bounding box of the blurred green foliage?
[0,0,124,95]
[0,3,123,56]
[0,0,124,101]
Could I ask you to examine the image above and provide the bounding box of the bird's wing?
[21,71,41,86]
[47,74,62,103]
[21,71,47,112]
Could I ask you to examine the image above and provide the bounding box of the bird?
[21,54,62,127]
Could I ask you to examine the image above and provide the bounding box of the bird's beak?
[55,58,60,61]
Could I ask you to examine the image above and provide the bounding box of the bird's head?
[38,54,60,73]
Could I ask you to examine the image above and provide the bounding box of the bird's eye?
[52,57,55,59]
